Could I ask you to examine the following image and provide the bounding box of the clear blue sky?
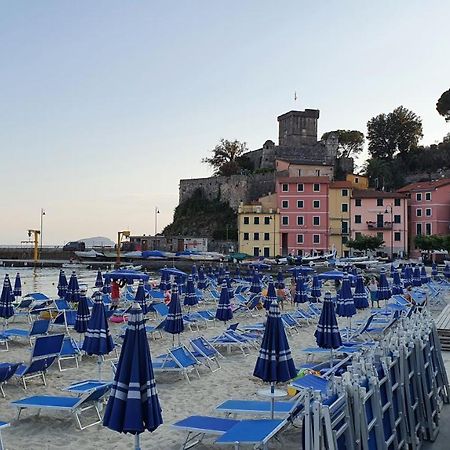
[1,1,449,245]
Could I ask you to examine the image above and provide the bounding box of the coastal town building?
[329,180,353,257]
[397,179,450,256]
[350,190,408,258]
[127,235,208,253]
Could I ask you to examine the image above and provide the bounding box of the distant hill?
[77,236,115,247]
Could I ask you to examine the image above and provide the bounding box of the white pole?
[98,355,102,382]
[134,434,140,450]
[270,382,275,419]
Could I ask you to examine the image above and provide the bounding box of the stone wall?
[179,172,276,210]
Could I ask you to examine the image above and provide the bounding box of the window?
[416,223,422,235]
[298,169,302,176]
[393,215,401,224]
[253,247,260,257]
[313,200,320,209]
[416,193,422,201]
[297,200,304,208]
[341,203,348,213]
[394,198,401,207]
[342,221,349,234]
[416,209,422,217]
[377,198,384,206]
[425,208,431,217]
[264,216,270,225]
[377,232,383,240]
[264,233,270,241]
[282,216,289,226]
[354,177,359,184]
[342,189,348,197]
[263,247,270,257]
[342,236,348,244]
[313,216,320,226]
[282,200,289,209]
[297,216,304,226]
[254,217,260,225]
[313,183,320,192]
[297,234,304,244]
[313,234,320,244]
[354,215,362,224]
[253,232,259,241]
[297,183,304,192]
[425,192,431,201]
[426,223,432,235]
[315,169,321,176]
[355,232,362,239]
[243,217,249,225]
[297,249,303,256]
[355,198,362,207]
[243,233,249,241]
[282,183,289,192]
[394,232,401,241]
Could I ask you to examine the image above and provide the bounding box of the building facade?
[128,235,208,253]
[329,181,353,257]
[397,179,450,256]
[350,190,408,257]
[276,176,330,256]
[238,195,280,257]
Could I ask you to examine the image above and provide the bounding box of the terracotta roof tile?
[397,178,450,192]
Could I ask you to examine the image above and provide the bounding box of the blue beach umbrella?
[82,291,115,380]
[310,275,322,302]
[191,264,198,281]
[391,270,403,295]
[253,298,297,418]
[13,273,22,297]
[95,270,104,289]
[135,280,149,315]
[215,281,233,323]
[159,266,168,292]
[66,271,80,303]
[74,290,91,334]
[0,274,15,328]
[183,275,198,309]
[197,266,207,290]
[444,264,450,279]
[315,292,342,366]
[250,271,262,295]
[235,266,241,279]
[420,265,429,284]
[293,276,308,305]
[376,268,392,308]
[412,266,422,287]
[336,273,356,340]
[263,278,277,311]
[57,269,68,298]
[164,284,184,346]
[431,262,438,279]
[225,273,234,299]
[103,304,163,450]
[276,270,285,289]
[403,265,413,288]
[390,264,396,278]
[217,264,226,284]
[353,274,369,309]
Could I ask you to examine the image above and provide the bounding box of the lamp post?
[40,208,45,258]
[154,207,160,235]
[384,204,394,260]
[269,215,276,258]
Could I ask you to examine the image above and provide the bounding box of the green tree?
[202,139,249,176]
[321,130,365,158]
[415,234,450,253]
[367,106,423,159]
[436,89,450,122]
[346,234,385,254]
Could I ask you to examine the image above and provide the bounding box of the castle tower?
[277,109,320,147]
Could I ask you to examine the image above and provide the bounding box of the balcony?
[366,221,392,230]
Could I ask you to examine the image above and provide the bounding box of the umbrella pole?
[98,355,102,382]
[134,433,141,450]
[270,382,275,419]
[330,349,333,368]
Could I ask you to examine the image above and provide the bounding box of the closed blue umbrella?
[412,266,422,287]
[391,270,403,295]
[403,265,413,287]
[310,275,321,302]
[57,270,68,298]
[0,274,15,328]
[276,270,285,289]
[420,265,428,284]
[197,266,207,290]
[431,262,438,279]
[377,268,391,309]
[82,291,115,380]
[95,270,104,289]
[103,304,163,450]
[263,278,277,311]
[253,298,297,418]
[215,281,233,323]
[164,284,184,346]
[353,274,369,309]
[444,264,450,279]
[250,271,262,295]
[217,264,226,284]
[13,273,22,297]
[336,273,356,340]
[191,264,198,281]
[235,266,241,279]
[184,275,198,309]
[159,266,168,292]
[74,290,90,334]
[293,276,308,304]
[66,271,80,303]
[390,264,396,278]
[135,280,148,315]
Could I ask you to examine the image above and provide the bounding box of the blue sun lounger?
[0,363,21,397]
[153,346,201,383]
[58,337,82,371]
[216,396,303,417]
[11,383,111,430]
[0,422,9,450]
[189,337,222,372]
[3,319,50,346]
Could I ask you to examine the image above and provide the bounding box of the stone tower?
[277,109,320,147]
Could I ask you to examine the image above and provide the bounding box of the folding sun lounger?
[3,319,50,346]
[58,337,82,371]
[11,383,111,430]
[190,337,222,372]
[153,346,201,383]
[0,363,21,397]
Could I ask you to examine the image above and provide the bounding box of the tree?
[321,130,365,158]
[436,89,450,122]
[367,106,423,159]
[346,234,384,254]
[415,234,450,253]
[202,139,249,176]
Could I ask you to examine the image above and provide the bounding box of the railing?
[366,221,392,230]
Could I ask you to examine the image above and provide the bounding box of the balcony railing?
[366,221,392,230]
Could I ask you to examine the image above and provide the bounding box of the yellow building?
[329,181,353,257]
[238,194,280,258]
[346,173,369,189]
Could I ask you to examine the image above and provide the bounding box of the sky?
[1,1,449,245]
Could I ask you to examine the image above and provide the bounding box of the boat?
[74,249,105,259]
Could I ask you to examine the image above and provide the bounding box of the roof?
[330,181,353,188]
[397,178,450,192]
[276,158,331,166]
[277,176,331,183]
[351,189,407,199]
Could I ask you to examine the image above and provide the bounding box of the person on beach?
[110,279,126,310]
[276,286,286,310]
[368,277,379,308]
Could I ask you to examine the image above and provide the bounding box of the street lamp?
[40,208,45,258]
[384,204,394,260]
[154,207,160,235]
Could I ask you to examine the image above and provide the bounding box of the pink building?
[350,190,408,258]
[276,176,330,256]
[397,179,450,256]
